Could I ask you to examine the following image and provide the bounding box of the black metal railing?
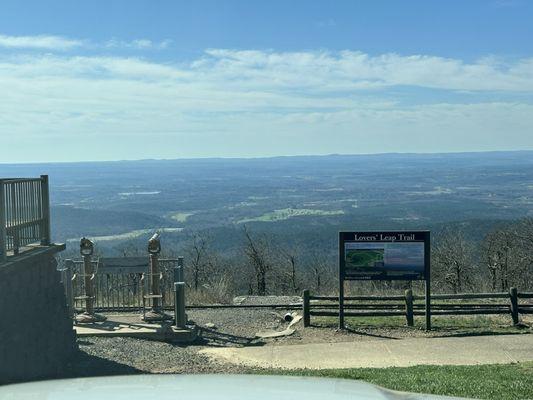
[0,175,51,262]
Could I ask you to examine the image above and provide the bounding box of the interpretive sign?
[340,231,429,281]
[338,231,431,330]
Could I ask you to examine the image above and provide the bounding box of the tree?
[433,229,476,293]
[276,244,301,294]
[482,221,533,291]
[242,225,272,295]
[185,232,217,291]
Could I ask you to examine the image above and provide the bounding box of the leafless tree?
[185,232,217,291]
[274,244,302,294]
[242,225,272,295]
[482,221,533,291]
[433,229,476,293]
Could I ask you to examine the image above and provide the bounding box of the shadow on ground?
[63,350,142,379]
[430,329,530,338]
[191,327,265,348]
[341,326,401,340]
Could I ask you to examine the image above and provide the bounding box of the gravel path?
[70,337,254,376]
[63,307,529,378]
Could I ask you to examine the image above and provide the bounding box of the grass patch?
[169,212,193,222]
[268,362,533,399]
[238,208,344,223]
[312,314,521,335]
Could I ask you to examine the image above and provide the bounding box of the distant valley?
[2,151,533,257]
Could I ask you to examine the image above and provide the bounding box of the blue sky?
[0,0,532,162]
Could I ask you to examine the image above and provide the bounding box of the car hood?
[0,374,466,400]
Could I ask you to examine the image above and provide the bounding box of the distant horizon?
[2,148,533,166]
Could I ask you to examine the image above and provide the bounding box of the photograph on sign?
[342,238,426,280]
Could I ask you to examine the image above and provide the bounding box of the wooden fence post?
[303,289,310,327]
[509,287,519,325]
[405,288,414,327]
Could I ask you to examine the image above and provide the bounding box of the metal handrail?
[0,175,51,262]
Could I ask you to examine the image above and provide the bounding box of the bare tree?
[185,232,217,291]
[482,222,533,291]
[276,245,301,294]
[433,229,475,293]
[482,228,512,291]
[242,225,271,295]
[308,253,328,293]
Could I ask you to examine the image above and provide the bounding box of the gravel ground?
[69,337,255,376]
[63,307,530,378]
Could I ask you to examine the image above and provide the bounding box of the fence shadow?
[340,326,401,340]
[430,329,529,339]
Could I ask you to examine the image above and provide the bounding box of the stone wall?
[0,245,77,384]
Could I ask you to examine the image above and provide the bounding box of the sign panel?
[339,231,429,281]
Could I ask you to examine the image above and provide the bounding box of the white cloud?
[3,49,533,92]
[199,49,533,92]
[105,38,172,50]
[0,34,83,50]
[0,48,532,161]
[0,34,172,52]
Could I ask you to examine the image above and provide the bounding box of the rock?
[204,322,217,329]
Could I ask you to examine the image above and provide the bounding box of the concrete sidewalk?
[200,333,533,369]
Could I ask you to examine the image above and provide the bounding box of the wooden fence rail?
[302,288,533,327]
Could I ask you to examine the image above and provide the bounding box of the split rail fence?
[302,288,533,327]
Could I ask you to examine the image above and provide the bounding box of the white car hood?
[0,374,466,400]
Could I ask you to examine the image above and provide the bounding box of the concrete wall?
[0,245,77,384]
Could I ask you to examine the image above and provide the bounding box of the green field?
[275,362,533,400]
[237,208,344,223]
[169,212,194,223]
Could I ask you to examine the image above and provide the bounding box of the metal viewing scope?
[80,237,94,256]
[148,232,161,254]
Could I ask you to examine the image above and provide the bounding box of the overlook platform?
[74,314,198,342]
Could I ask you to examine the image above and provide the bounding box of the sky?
[0,0,532,163]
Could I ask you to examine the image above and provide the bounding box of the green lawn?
[271,362,533,399]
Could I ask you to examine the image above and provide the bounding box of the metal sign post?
[339,231,431,330]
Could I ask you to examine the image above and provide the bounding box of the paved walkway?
[200,333,533,369]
